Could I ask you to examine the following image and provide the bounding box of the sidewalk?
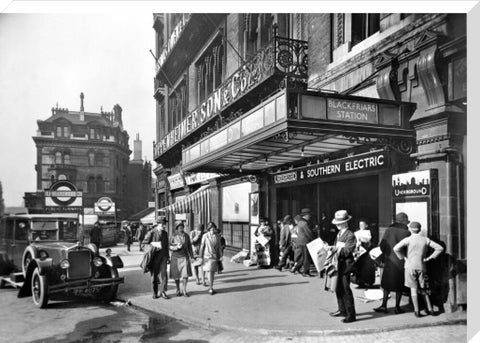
[110,244,466,336]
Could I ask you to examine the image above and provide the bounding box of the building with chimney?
[126,133,153,217]
[27,93,131,217]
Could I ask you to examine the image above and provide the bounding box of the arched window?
[87,176,95,193]
[96,176,104,194]
[63,126,69,138]
[64,153,71,165]
[88,152,95,166]
[55,151,62,164]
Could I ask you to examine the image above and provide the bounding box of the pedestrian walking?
[319,212,338,246]
[200,222,223,295]
[353,218,376,288]
[373,212,411,314]
[290,215,301,272]
[275,215,294,271]
[216,227,226,273]
[169,221,194,297]
[142,217,170,299]
[294,208,315,277]
[328,210,357,323]
[89,222,102,253]
[393,221,444,317]
[122,221,133,252]
[190,223,205,285]
[136,223,148,252]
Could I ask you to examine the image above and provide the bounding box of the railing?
[154,30,308,161]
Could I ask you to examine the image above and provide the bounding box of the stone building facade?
[152,13,466,309]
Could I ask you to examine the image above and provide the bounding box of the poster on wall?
[249,192,259,225]
[222,182,251,222]
[392,169,438,237]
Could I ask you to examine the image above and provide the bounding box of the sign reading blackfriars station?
[273,150,389,185]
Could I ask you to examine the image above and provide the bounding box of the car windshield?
[31,220,58,241]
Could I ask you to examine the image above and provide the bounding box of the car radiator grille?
[67,250,91,279]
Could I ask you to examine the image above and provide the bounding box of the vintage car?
[0,214,124,308]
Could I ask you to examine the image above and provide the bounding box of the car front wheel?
[31,268,49,308]
[97,266,119,302]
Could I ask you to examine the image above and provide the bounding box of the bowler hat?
[300,208,312,215]
[409,221,421,233]
[331,210,352,225]
[395,212,410,225]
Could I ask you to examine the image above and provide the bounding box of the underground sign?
[45,180,83,207]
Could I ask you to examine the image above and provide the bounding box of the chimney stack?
[79,92,85,121]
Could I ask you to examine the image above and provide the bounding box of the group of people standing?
[141,217,224,299]
[271,208,445,323]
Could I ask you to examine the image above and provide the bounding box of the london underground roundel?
[47,180,81,206]
[97,197,113,211]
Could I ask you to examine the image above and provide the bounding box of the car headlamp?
[93,257,104,267]
[60,259,70,269]
[38,250,49,259]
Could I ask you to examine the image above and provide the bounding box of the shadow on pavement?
[218,281,310,294]
[217,274,287,284]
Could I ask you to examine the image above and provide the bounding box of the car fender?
[104,255,123,269]
[35,258,53,275]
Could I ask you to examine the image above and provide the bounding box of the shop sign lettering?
[327,99,378,124]
[168,173,186,190]
[273,150,388,185]
[156,47,274,155]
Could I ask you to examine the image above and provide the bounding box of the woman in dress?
[169,221,194,297]
[190,223,205,285]
[254,217,274,268]
[200,222,223,295]
[353,218,376,288]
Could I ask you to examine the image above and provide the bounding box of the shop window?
[351,14,380,47]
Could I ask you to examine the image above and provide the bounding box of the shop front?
[180,87,416,251]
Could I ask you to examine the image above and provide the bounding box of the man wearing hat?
[329,209,357,323]
[373,212,411,314]
[393,221,444,317]
[142,217,170,299]
[294,208,316,276]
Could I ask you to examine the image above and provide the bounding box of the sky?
[0,12,156,206]
[0,1,477,209]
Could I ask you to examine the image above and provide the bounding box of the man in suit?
[295,208,316,277]
[329,210,357,323]
[143,217,170,299]
[89,222,102,253]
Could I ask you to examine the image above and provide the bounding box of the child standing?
[393,221,444,317]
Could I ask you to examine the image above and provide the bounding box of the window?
[169,80,187,131]
[240,14,274,60]
[64,154,71,165]
[56,126,62,137]
[87,176,95,193]
[88,152,95,166]
[351,14,380,47]
[15,220,29,240]
[96,176,104,193]
[95,154,103,167]
[55,151,62,164]
[195,39,224,105]
[63,126,69,138]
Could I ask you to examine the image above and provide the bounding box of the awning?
[140,211,156,225]
[129,207,155,223]
[160,185,211,220]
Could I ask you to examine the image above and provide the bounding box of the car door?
[12,219,30,269]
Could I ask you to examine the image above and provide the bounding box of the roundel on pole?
[97,197,113,211]
[48,180,79,206]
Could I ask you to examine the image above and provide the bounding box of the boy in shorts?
[393,221,444,317]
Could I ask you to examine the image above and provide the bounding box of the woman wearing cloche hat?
[169,221,194,297]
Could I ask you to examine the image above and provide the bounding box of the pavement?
[108,243,467,338]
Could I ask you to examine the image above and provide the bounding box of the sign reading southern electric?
[273,150,389,185]
[327,99,378,124]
